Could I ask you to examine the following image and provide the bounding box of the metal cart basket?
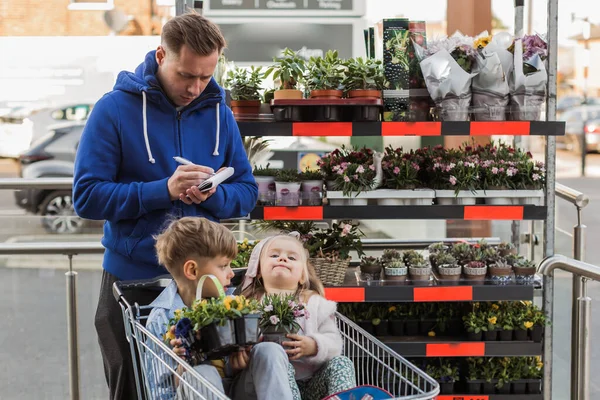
[114,277,440,400]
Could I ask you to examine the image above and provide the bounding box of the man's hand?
[168,164,214,201]
[180,166,227,205]
[282,334,318,360]
[229,348,250,373]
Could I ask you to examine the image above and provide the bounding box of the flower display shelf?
[380,338,542,357]
[436,395,542,400]
[326,189,435,206]
[248,205,547,221]
[236,121,565,137]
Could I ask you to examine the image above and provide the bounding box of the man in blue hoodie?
[73,11,258,400]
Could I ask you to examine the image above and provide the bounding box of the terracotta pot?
[514,266,536,276]
[230,100,261,115]
[274,89,303,100]
[489,265,513,277]
[310,89,343,99]
[348,89,382,99]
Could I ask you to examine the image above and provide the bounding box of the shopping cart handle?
[112,275,173,302]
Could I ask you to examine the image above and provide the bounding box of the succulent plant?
[275,168,300,183]
[382,249,402,262]
[466,260,486,269]
[428,242,449,254]
[515,258,536,269]
[451,243,473,265]
[403,250,426,268]
[436,253,458,268]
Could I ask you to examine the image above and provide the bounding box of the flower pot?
[275,181,301,206]
[435,190,478,205]
[272,106,305,122]
[467,331,482,341]
[466,380,483,394]
[261,325,298,346]
[485,196,514,205]
[348,89,382,99]
[514,329,528,341]
[482,380,497,395]
[325,180,338,190]
[463,265,488,282]
[438,265,462,282]
[373,320,389,336]
[489,265,513,277]
[514,266,536,276]
[230,100,261,115]
[409,266,431,282]
[301,180,323,206]
[496,382,511,394]
[357,320,374,335]
[419,319,436,335]
[531,325,544,342]
[499,329,514,341]
[234,314,261,346]
[274,89,303,100]
[390,320,405,336]
[345,197,369,206]
[360,263,382,275]
[527,379,542,394]
[254,176,276,205]
[310,89,343,99]
[384,266,408,282]
[200,320,238,359]
[405,320,419,336]
[484,329,498,341]
[439,382,455,395]
[512,380,527,394]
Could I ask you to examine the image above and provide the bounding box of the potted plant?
[317,148,344,190]
[259,293,305,345]
[274,168,301,206]
[299,168,324,206]
[371,305,390,336]
[359,256,382,280]
[382,249,407,281]
[253,164,278,205]
[513,303,532,341]
[497,304,515,341]
[305,221,365,286]
[510,357,530,395]
[466,357,484,394]
[497,242,517,257]
[426,360,460,395]
[388,304,406,336]
[355,304,375,334]
[225,66,263,115]
[463,309,485,341]
[403,250,431,283]
[463,248,488,282]
[305,50,345,99]
[514,257,537,284]
[481,358,499,394]
[525,356,543,394]
[483,312,499,341]
[530,304,547,342]
[263,48,306,100]
[231,238,260,269]
[436,253,462,283]
[451,242,474,266]
[428,242,449,269]
[378,146,433,205]
[495,357,512,394]
[343,57,385,98]
[488,256,513,281]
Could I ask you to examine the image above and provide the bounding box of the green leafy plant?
[275,168,300,183]
[225,66,263,101]
[466,357,483,381]
[253,163,278,177]
[381,249,403,265]
[259,293,305,333]
[244,137,271,168]
[342,57,385,91]
[263,48,307,90]
[403,250,427,267]
[231,238,260,268]
[305,50,346,91]
[463,310,486,334]
[451,243,473,265]
[435,253,457,268]
[299,169,323,181]
[426,360,460,383]
[381,146,422,190]
[305,220,365,261]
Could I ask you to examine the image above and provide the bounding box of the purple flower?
[393,167,400,175]
[449,176,457,186]
[288,300,297,308]
[263,304,273,312]
[269,315,280,325]
[344,176,350,182]
[293,309,305,318]
[492,167,499,175]
[356,165,365,174]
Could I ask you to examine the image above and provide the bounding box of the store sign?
[210,0,352,10]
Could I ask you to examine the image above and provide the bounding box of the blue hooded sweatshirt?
[73,50,258,281]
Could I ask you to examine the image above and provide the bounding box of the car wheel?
[39,190,84,234]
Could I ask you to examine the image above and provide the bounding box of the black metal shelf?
[381,337,543,357]
[249,205,547,221]
[236,121,565,137]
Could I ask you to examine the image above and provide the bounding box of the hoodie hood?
[114,50,225,161]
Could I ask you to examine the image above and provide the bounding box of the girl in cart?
[230,233,357,400]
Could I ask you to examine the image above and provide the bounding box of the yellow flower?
[164,329,175,341]
[521,301,532,306]
[243,238,249,243]
[474,35,492,49]
[389,306,397,313]
[174,309,182,318]
[488,317,497,325]
[524,321,534,329]
[537,361,544,369]
[492,304,500,310]
[240,244,247,250]
[428,331,436,337]
[223,296,233,310]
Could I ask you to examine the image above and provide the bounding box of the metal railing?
[539,255,600,400]
[553,183,591,400]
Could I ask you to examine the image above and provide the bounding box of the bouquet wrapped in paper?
[472,32,514,121]
[508,34,548,121]
[414,32,479,121]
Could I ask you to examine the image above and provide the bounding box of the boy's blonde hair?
[155,217,237,276]
[241,235,325,299]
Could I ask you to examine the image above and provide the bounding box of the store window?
[68,0,114,11]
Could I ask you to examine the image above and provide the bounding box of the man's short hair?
[155,217,237,274]
[161,11,226,57]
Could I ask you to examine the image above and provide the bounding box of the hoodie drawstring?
[142,91,156,164]
[213,102,220,156]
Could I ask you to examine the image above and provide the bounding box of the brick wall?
[0,0,161,36]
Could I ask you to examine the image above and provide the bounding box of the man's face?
[156,44,219,107]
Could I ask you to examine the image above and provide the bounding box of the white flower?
[263,304,273,312]
[492,167,499,175]
[449,163,456,169]
[449,176,457,186]
[344,176,350,182]
[532,173,540,181]
[356,165,365,174]
[269,315,280,325]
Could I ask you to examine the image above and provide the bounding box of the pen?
[173,156,216,176]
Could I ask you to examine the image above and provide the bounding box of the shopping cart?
[114,277,440,400]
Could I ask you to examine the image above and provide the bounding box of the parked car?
[26,103,94,146]
[14,122,86,234]
[559,105,600,153]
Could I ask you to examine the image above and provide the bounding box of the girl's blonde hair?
[241,235,325,299]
